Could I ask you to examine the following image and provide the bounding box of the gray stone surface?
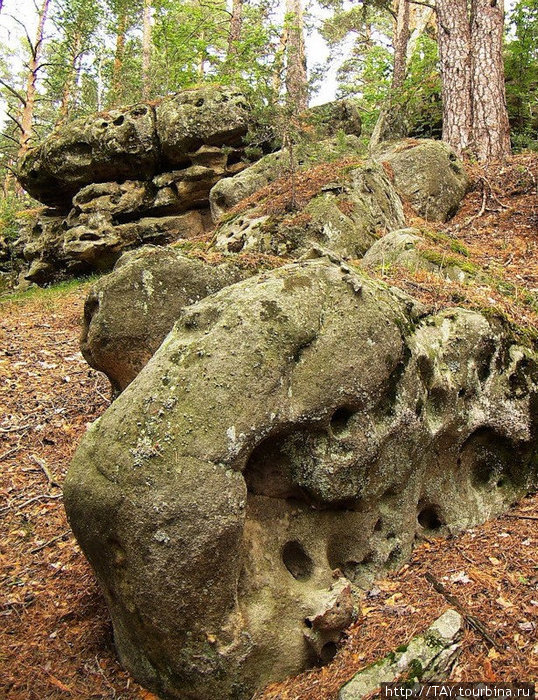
[65,259,537,700]
[81,245,245,392]
[212,160,405,258]
[361,228,472,283]
[209,134,364,221]
[338,610,463,700]
[372,139,469,222]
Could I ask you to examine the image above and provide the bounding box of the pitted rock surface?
[80,245,246,392]
[212,160,405,258]
[65,259,537,700]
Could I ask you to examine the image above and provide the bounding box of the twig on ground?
[30,529,71,554]
[31,453,60,488]
[424,572,503,652]
[504,514,538,522]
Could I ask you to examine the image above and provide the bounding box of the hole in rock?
[387,545,402,565]
[196,98,205,107]
[472,459,494,486]
[304,617,313,629]
[374,518,383,532]
[460,428,531,490]
[458,388,466,398]
[320,642,338,663]
[282,541,313,580]
[417,505,443,531]
[497,478,506,488]
[113,115,125,126]
[330,407,356,437]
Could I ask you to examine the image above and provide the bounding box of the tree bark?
[470,0,511,160]
[57,32,82,127]
[436,0,472,156]
[285,0,308,111]
[19,0,50,158]
[112,8,127,101]
[406,4,434,66]
[227,0,243,57]
[392,0,410,90]
[142,0,152,99]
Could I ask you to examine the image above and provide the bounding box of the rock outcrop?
[209,134,363,221]
[211,159,405,258]
[15,90,365,285]
[65,258,537,700]
[339,610,463,700]
[372,139,469,222]
[80,246,245,392]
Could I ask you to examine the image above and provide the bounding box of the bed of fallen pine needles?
[1,154,537,700]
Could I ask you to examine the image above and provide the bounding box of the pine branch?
[0,79,27,106]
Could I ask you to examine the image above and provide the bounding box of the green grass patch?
[0,274,101,307]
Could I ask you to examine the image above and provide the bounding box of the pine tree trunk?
[285,0,308,111]
[436,0,472,155]
[142,0,152,100]
[19,0,50,158]
[470,0,511,160]
[407,4,434,66]
[392,0,410,90]
[57,32,82,127]
[112,9,127,101]
[228,0,242,57]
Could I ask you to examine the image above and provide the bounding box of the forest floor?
[0,154,537,699]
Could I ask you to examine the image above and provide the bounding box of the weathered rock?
[72,181,155,216]
[338,610,463,700]
[212,160,405,258]
[372,139,469,222]
[65,259,537,699]
[19,104,158,208]
[209,134,364,221]
[156,86,250,167]
[80,245,246,392]
[17,86,252,209]
[361,228,473,283]
[305,99,363,138]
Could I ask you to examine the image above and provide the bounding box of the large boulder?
[156,86,250,167]
[65,259,537,700]
[80,245,246,392]
[17,86,252,209]
[361,228,474,283]
[212,160,405,258]
[372,139,469,222]
[19,104,158,208]
[209,134,363,221]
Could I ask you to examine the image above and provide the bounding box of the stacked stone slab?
[16,89,365,285]
[16,87,252,283]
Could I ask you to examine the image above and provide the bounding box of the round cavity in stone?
[330,407,356,437]
[417,504,443,531]
[282,540,313,580]
[320,642,338,663]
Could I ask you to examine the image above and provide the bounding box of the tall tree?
[142,0,152,99]
[436,0,511,160]
[228,0,243,57]
[284,0,308,110]
[470,0,511,160]
[47,0,101,126]
[436,0,473,155]
[19,0,51,157]
[392,0,410,90]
